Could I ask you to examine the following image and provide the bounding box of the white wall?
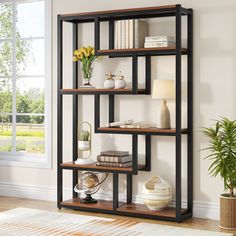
[0,0,236,220]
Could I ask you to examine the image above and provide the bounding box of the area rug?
[0,208,233,236]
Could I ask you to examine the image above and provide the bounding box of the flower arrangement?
[73,46,98,86]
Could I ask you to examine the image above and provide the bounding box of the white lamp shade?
[152,79,175,99]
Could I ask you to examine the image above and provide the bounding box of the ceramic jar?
[78,140,90,151]
[115,73,127,89]
[104,72,115,89]
[104,78,115,89]
[141,176,172,211]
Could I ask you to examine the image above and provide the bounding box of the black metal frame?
[57,4,193,222]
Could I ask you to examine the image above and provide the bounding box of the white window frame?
[0,0,52,168]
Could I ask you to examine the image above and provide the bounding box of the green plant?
[79,130,90,141]
[202,117,236,197]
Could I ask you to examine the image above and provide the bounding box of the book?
[109,120,133,127]
[115,21,118,49]
[96,161,132,168]
[120,122,152,129]
[129,19,134,48]
[97,155,132,163]
[121,20,126,49]
[125,20,129,48]
[144,41,175,48]
[100,150,129,157]
[117,21,122,49]
[134,20,149,48]
[145,36,175,42]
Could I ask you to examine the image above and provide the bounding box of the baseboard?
[0,182,219,220]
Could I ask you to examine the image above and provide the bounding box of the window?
[0,0,51,168]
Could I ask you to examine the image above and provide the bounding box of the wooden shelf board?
[98,47,187,54]
[98,127,188,135]
[61,162,145,173]
[117,203,187,218]
[61,198,113,211]
[60,88,147,95]
[60,5,177,18]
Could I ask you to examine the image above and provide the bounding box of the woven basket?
[220,194,236,230]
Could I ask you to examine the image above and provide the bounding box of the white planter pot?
[141,176,172,211]
[78,140,90,151]
[104,79,115,89]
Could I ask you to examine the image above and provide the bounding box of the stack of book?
[96,150,132,168]
[115,20,148,49]
[144,36,175,48]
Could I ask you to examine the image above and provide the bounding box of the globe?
[74,172,108,204]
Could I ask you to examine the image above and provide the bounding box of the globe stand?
[80,194,97,204]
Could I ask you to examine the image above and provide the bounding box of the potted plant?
[202,117,236,229]
[78,130,90,151]
[73,46,98,87]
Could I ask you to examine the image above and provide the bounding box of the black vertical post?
[127,174,132,204]
[57,15,63,208]
[132,55,138,94]
[175,4,182,221]
[109,95,114,123]
[187,9,193,215]
[113,173,119,210]
[132,134,138,174]
[94,95,100,132]
[94,17,100,53]
[145,55,151,94]
[72,23,78,198]
[145,135,151,171]
[109,20,115,50]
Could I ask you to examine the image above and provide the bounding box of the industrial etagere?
[57,4,193,222]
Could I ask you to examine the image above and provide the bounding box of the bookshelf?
[57,4,193,222]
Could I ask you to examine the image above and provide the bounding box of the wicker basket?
[220,194,236,230]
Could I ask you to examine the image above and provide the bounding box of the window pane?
[16,115,45,154]
[16,77,44,114]
[16,1,45,38]
[0,78,12,113]
[16,39,44,76]
[0,41,12,77]
[0,115,12,152]
[0,3,13,39]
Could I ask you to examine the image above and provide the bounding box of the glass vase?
[81,63,93,87]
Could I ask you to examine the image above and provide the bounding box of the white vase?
[141,176,172,211]
[104,79,115,89]
[78,140,90,151]
[115,79,127,89]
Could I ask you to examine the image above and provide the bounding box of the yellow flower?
[91,48,95,55]
[73,49,80,56]
[73,56,78,62]
[77,52,83,60]
[80,47,87,55]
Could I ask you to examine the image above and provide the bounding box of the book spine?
[96,162,131,168]
[144,41,175,48]
[145,36,174,42]
[121,20,126,49]
[129,19,134,49]
[125,20,129,49]
[134,19,138,48]
[115,21,118,49]
[117,21,121,49]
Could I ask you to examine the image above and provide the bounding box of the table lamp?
[152,80,175,129]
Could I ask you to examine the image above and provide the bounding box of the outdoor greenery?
[202,117,236,197]
[0,4,45,154]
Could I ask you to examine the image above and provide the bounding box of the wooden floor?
[0,196,235,235]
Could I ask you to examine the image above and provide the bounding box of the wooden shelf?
[61,198,113,211]
[60,88,148,95]
[61,162,146,173]
[97,127,188,135]
[117,203,187,218]
[96,47,188,57]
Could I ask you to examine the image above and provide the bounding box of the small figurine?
[104,72,115,89]
[115,71,127,89]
